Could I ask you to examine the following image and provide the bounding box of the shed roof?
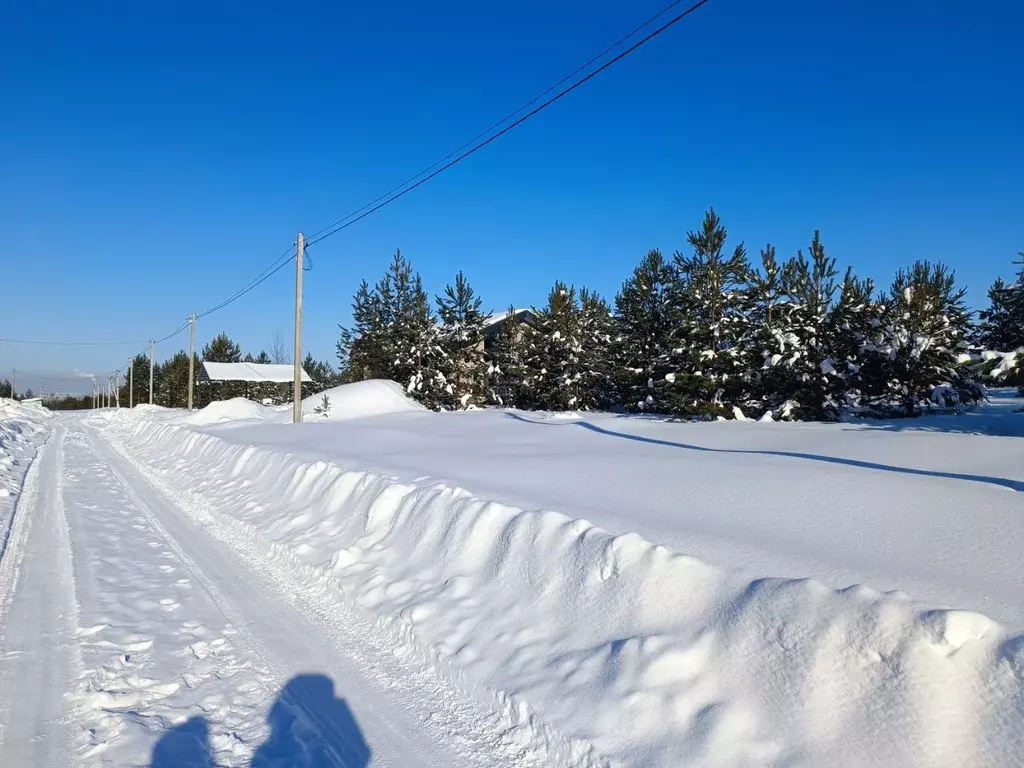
[199,362,312,383]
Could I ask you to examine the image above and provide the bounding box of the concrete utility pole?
[149,339,155,405]
[129,358,134,408]
[10,369,15,400]
[113,371,119,408]
[292,233,305,424]
[187,312,197,410]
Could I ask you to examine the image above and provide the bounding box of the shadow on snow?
[503,412,1024,493]
[150,673,370,768]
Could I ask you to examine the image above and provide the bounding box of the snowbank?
[0,398,51,559]
[106,413,1024,768]
[185,397,285,426]
[302,379,427,421]
[175,379,425,427]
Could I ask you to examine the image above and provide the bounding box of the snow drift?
[0,399,51,616]
[302,379,427,421]
[182,379,426,427]
[104,410,1024,768]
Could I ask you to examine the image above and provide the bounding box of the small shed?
[199,362,312,404]
[199,362,312,384]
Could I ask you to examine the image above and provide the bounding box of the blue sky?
[2,0,1022,393]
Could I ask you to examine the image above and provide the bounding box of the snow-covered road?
[0,417,567,767]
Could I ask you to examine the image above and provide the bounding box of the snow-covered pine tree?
[976,254,1024,352]
[487,306,531,408]
[577,288,616,410]
[662,209,752,419]
[338,250,441,406]
[434,271,488,410]
[973,252,1024,390]
[860,261,981,415]
[612,249,677,412]
[524,282,593,411]
[762,232,845,421]
[827,267,879,412]
[744,244,788,415]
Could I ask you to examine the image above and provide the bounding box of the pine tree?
[202,333,242,362]
[434,271,488,410]
[524,282,582,410]
[339,250,441,406]
[745,244,788,415]
[613,249,677,412]
[827,267,879,411]
[487,306,531,408]
[578,288,616,410]
[662,209,752,418]
[200,332,243,400]
[977,255,1024,352]
[762,232,845,421]
[861,261,980,415]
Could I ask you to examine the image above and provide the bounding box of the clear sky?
[2,0,1022,394]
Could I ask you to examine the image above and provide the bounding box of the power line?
[303,0,698,244]
[197,243,297,319]
[0,336,149,346]
[306,0,712,247]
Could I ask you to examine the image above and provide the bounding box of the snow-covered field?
[0,385,1022,766]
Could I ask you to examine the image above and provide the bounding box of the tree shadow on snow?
[503,412,1024,494]
[150,674,371,768]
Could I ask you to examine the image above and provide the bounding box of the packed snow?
[1,387,1022,766]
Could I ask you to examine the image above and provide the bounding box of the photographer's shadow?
[151,673,371,767]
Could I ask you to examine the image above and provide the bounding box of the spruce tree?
[435,271,488,410]
[662,209,752,418]
[613,249,677,412]
[861,261,980,415]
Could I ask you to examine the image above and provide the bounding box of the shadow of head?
[150,716,213,768]
[251,673,371,767]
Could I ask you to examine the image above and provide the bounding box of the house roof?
[484,308,535,327]
[199,362,312,383]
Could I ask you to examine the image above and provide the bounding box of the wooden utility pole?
[149,339,155,405]
[187,312,197,410]
[292,233,305,423]
[128,358,134,408]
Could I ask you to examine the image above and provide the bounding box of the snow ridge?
[106,412,1024,768]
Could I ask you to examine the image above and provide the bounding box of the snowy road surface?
[0,417,572,767]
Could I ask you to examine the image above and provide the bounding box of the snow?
[184,380,427,426]
[83,390,1024,767]
[200,361,312,383]
[483,308,532,327]
[305,379,427,421]
[2,390,1022,766]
